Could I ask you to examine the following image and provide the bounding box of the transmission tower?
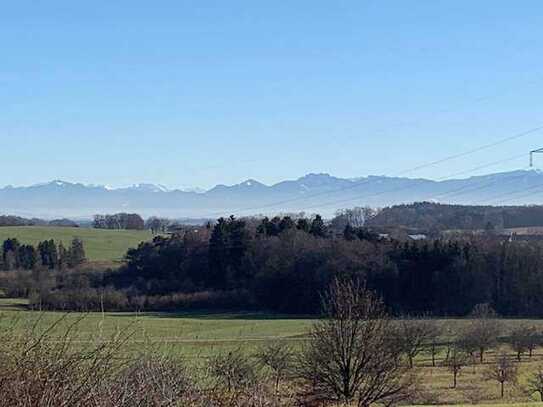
[530,148,543,167]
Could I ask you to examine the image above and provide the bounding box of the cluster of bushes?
[31,287,251,312]
[0,321,306,406]
[93,213,145,230]
[1,237,86,271]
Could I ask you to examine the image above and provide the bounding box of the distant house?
[408,234,427,241]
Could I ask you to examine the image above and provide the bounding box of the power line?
[428,163,530,201]
[204,124,543,217]
[297,161,533,212]
[478,182,543,205]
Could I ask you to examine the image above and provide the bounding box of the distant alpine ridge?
[2,170,543,219]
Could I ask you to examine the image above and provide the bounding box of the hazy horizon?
[1,167,541,191]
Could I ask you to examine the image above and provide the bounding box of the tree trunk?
[517,351,521,362]
[501,382,504,399]
[453,372,457,388]
[479,348,484,363]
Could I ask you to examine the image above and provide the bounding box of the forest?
[5,212,542,317]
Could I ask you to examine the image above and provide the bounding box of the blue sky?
[2,1,543,189]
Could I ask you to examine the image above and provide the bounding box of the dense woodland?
[110,215,543,316]
[4,204,543,315]
[3,211,539,316]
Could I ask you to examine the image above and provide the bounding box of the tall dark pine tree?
[227,216,250,286]
[17,245,38,270]
[38,240,58,269]
[68,238,86,268]
[208,218,230,289]
[2,238,20,270]
[310,215,327,238]
[296,218,310,233]
[208,216,250,289]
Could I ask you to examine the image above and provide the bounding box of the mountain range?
[2,170,543,219]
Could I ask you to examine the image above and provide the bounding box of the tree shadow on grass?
[111,310,316,321]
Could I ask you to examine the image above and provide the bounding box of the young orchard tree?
[443,346,469,389]
[298,279,415,407]
[396,318,437,369]
[510,325,541,361]
[484,353,518,399]
[428,323,444,368]
[256,342,294,394]
[527,367,543,402]
[465,303,502,363]
[457,329,479,365]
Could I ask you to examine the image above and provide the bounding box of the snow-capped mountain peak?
[125,183,169,193]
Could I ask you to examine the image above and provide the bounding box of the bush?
[136,289,252,311]
[0,270,33,298]
[30,287,252,312]
[29,287,129,311]
[0,314,129,406]
[100,357,195,406]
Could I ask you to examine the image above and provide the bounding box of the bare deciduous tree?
[510,325,541,361]
[256,342,294,394]
[100,356,194,406]
[464,303,502,363]
[297,279,415,407]
[396,318,437,369]
[428,323,444,368]
[484,353,518,399]
[443,345,469,389]
[208,348,259,397]
[331,207,377,230]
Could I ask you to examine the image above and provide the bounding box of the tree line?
[0,215,78,227]
[367,202,543,232]
[1,237,86,271]
[23,212,543,315]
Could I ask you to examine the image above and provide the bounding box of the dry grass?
[410,347,543,405]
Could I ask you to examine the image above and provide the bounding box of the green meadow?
[0,298,313,358]
[0,226,153,262]
[3,298,543,404]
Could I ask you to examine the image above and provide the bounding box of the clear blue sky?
[2,1,543,189]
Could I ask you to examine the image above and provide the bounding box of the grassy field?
[0,226,153,262]
[3,298,543,405]
[0,298,313,358]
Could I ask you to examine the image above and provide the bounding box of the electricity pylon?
[530,148,543,167]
